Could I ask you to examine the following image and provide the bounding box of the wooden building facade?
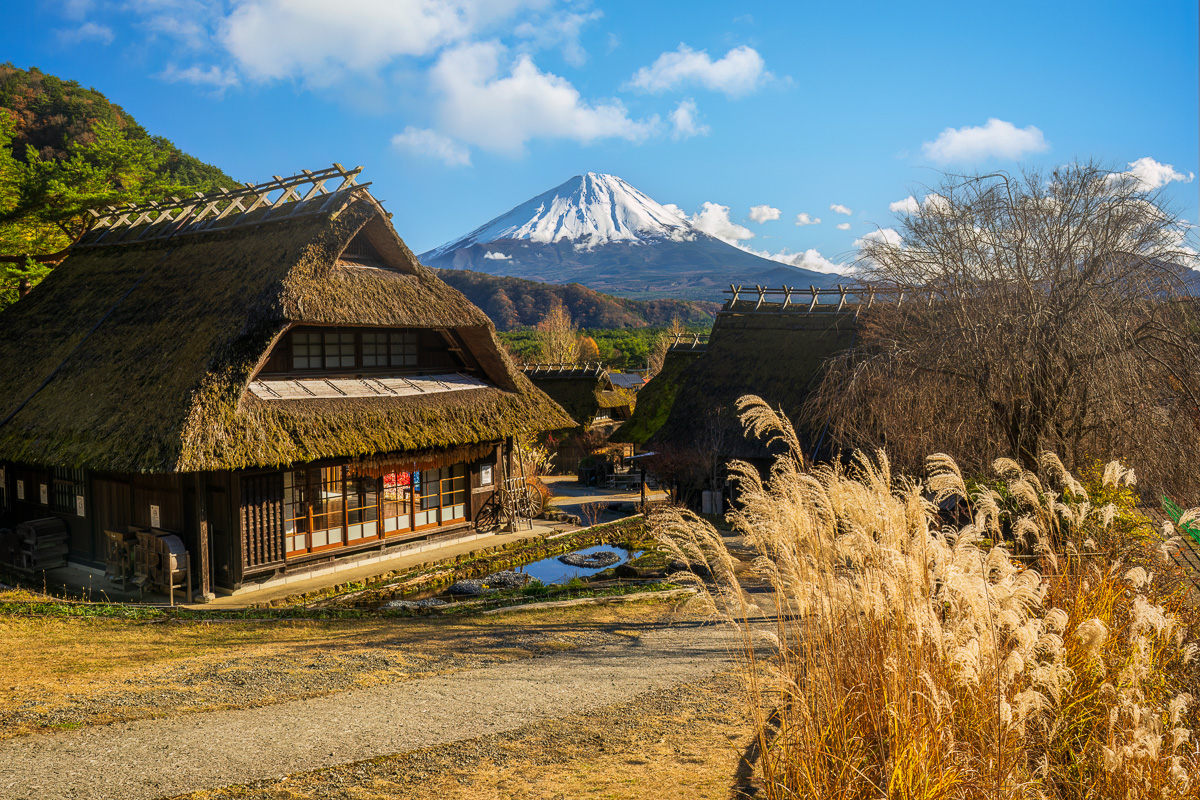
[0,166,572,594]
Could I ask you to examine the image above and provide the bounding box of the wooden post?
[640,466,647,510]
[194,472,213,602]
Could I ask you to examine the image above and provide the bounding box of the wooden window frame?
[277,460,473,562]
[263,327,466,379]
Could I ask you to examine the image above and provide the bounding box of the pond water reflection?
[517,544,643,585]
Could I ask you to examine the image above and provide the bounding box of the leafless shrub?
[807,161,1200,501]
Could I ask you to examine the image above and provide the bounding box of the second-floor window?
[267,327,462,376]
[362,331,417,368]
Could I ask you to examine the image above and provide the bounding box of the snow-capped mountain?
[425,173,696,256]
[420,173,844,301]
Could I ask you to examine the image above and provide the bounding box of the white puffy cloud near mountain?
[687,202,754,244]
[626,44,769,97]
[749,205,781,223]
[742,246,854,275]
[428,42,660,155]
[922,118,1048,164]
[795,212,820,226]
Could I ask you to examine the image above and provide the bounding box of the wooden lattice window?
[323,332,355,369]
[291,332,322,369]
[52,468,85,515]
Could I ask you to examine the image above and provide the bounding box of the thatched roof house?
[0,166,571,594]
[519,363,633,431]
[646,286,858,474]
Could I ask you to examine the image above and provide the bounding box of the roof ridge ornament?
[76,164,371,248]
[721,283,906,316]
[520,362,605,377]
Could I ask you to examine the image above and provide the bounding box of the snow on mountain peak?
[425,173,699,258]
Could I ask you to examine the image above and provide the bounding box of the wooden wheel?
[518,484,544,518]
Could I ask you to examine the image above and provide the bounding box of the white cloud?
[391,126,472,166]
[58,21,114,45]
[661,203,688,221]
[744,246,853,275]
[749,204,780,223]
[830,203,852,216]
[795,212,820,226]
[681,202,754,245]
[888,193,950,216]
[219,0,547,84]
[836,222,851,230]
[627,44,768,97]
[158,63,240,90]
[854,228,904,248]
[669,98,709,140]
[922,118,1049,164]
[514,9,601,67]
[1116,157,1195,190]
[483,250,512,260]
[430,42,659,155]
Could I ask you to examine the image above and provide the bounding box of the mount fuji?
[419,173,844,301]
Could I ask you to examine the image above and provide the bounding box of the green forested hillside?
[0,64,240,306]
[434,268,718,331]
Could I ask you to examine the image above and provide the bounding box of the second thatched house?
[0,166,571,596]
[520,363,634,473]
[630,286,859,505]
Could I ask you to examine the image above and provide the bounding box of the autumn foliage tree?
[534,304,580,363]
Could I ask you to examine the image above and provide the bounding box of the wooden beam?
[195,472,212,601]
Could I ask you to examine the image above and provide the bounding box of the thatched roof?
[647,309,856,459]
[609,349,703,446]
[0,175,572,473]
[520,363,633,430]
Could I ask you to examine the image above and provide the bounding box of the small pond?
[516,544,643,585]
[393,544,645,604]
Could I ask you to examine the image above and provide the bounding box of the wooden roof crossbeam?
[77,164,370,248]
[520,362,606,378]
[667,333,708,352]
[722,283,909,316]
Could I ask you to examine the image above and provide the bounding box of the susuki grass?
[654,396,1200,800]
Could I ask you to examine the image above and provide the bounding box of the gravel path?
[0,623,737,800]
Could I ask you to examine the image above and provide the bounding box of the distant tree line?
[500,307,705,372]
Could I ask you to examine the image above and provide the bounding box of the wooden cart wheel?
[519,484,544,517]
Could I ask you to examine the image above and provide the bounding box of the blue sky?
[5,0,1198,271]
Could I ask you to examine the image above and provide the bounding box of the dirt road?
[0,622,737,800]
